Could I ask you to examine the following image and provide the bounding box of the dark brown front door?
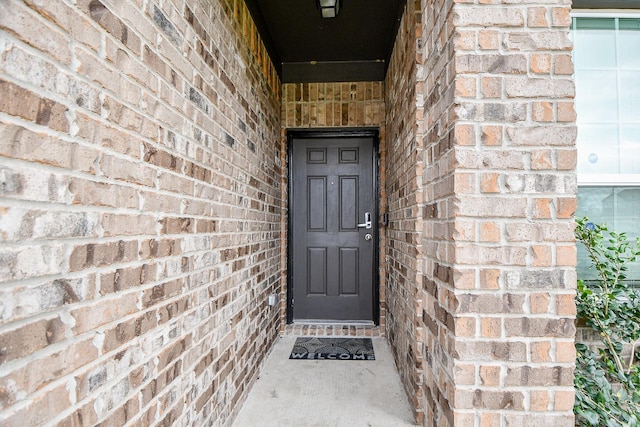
[290,134,376,322]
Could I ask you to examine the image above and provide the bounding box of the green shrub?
[574,217,640,426]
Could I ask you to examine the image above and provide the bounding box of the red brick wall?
[385,0,578,424]
[282,82,384,128]
[417,0,578,425]
[384,0,424,422]
[0,0,281,425]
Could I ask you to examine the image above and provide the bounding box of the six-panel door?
[291,136,375,322]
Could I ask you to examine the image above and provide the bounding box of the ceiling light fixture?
[317,0,340,18]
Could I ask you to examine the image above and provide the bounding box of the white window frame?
[571,10,640,186]
[572,10,640,284]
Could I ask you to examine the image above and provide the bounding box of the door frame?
[286,128,380,324]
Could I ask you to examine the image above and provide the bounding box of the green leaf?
[579,409,600,425]
[574,217,640,426]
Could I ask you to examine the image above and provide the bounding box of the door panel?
[291,136,375,322]
[307,248,327,295]
[307,177,326,230]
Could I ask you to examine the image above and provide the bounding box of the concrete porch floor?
[232,336,417,427]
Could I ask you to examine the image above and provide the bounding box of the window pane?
[576,124,620,174]
[575,70,619,123]
[619,28,640,69]
[575,17,616,30]
[576,187,640,285]
[619,18,640,31]
[620,125,640,174]
[574,18,617,68]
[619,71,640,123]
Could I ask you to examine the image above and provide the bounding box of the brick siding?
[0,0,281,425]
[384,0,425,422]
[281,82,384,129]
[417,0,577,424]
[385,0,577,425]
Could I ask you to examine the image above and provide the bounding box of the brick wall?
[384,0,424,422]
[0,0,282,425]
[417,0,459,424]
[282,82,384,129]
[416,0,578,425]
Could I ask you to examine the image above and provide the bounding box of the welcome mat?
[289,337,375,361]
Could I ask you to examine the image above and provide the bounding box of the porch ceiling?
[244,0,407,83]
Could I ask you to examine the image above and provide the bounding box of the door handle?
[357,212,372,229]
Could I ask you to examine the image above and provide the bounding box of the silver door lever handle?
[357,212,372,229]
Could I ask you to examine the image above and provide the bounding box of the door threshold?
[283,322,383,337]
[293,320,375,326]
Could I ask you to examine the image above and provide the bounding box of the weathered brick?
[530,390,551,411]
[141,279,183,309]
[0,124,98,172]
[504,414,574,427]
[101,213,156,237]
[480,173,500,193]
[0,382,71,426]
[506,125,576,146]
[505,317,575,338]
[0,207,99,241]
[505,366,573,387]
[0,80,68,132]
[456,54,527,74]
[528,7,549,28]
[480,413,501,427]
[472,389,525,410]
[479,269,500,290]
[478,30,499,50]
[0,276,94,323]
[481,77,502,98]
[532,244,553,266]
[70,293,138,335]
[0,337,98,408]
[505,77,574,98]
[480,125,502,146]
[454,7,524,27]
[0,316,65,365]
[551,7,571,27]
[502,31,572,51]
[0,244,65,283]
[556,341,576,363]
[505,269,568,289]
[57,400,99,427]
[479,365,501,387]
[530,292,551,314]
[556,244,576,266]
[457,196,527,217]
[554,53,574,75]
[24,0,102,51]
[0,1,71,63]
[455,340,527,362]
[69,240,138,271]
[84,0,140,53]
[481,317,502,338]
[140,238,182,258]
